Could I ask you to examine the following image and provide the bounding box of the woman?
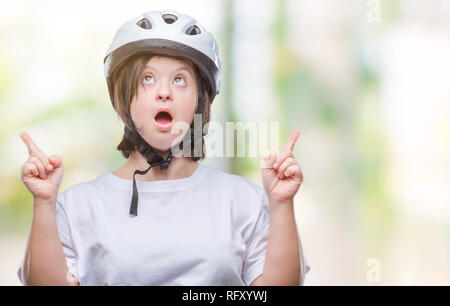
[17,10,310,286]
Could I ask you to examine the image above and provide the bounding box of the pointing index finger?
[20,132,44,156]
[273,130,300,169]
[284,130,300,153]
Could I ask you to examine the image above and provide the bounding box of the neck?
[114,150,198,181]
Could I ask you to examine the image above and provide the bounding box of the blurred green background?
[1,0,450,285]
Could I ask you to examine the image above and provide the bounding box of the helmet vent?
[162,14,178,24]
[137,18,152,29]
[186,25,201,35]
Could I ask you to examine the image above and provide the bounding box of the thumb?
[261,151,277,170]
[48,155,62,167]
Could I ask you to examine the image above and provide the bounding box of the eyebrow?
[144,65,194,78]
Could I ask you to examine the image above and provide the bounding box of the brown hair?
[110,53,211,161]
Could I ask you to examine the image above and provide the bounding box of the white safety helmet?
[104,10,221,104]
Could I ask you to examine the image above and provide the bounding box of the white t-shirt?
[17,163,310,285]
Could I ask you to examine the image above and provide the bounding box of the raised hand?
[261,130,304,203]
[19,132,64,201]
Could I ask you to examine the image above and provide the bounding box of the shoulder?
[56,174,107,212]
[201,165,270,237]
[200,164,267,208]
[202,164,263,192]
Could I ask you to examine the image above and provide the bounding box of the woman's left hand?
[261,130,304,204]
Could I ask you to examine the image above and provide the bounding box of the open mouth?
[154,110,174,131]
[155,111,173,124]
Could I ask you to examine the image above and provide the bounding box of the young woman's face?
[130,56,198,152]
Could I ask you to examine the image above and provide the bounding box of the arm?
[22,197,79,286]
[250,199,301,286]
[254,130,305,286]
[19,132,78,286]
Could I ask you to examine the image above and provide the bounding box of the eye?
[143,75,155,85]
[173,76,186,86]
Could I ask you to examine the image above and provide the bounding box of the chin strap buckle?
[159,153,174,170]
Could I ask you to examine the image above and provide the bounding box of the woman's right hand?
[19,132,64,202]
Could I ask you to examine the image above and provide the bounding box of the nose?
[156,80,172,102]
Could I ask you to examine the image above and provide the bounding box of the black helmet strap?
[124,125,175,216]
